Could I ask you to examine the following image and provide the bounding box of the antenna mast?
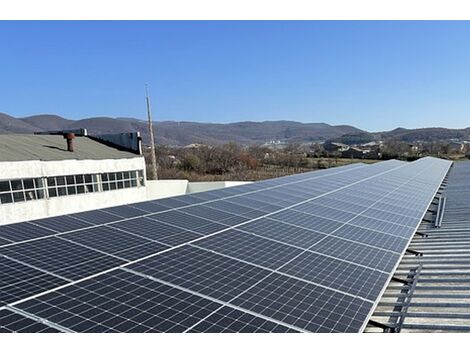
[145,84,158,180]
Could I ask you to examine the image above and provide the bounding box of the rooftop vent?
[63,133,75,152]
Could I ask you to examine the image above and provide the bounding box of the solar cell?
[128,246,272,301]
[30,215,93,233]
[0,237,125,281]
[311,236,400,272]
[230,273,373,333]
[108,217,203,247]
[0,222,56,244]
[0,309,61,333]
[126,201,171,213]
[278,251,389,300]
[68,210,124,225]
[178,205,249,224]
[148,211,229,236]
[0,237,11,246]
[335,228,408,254]
[348,216,413,238]
[194,229,304,270]
[268,210,344,234]
[187,306,297,333]
[100,205,149,218]
[60,227,169,261]
[16,270,222,332]
[236,218,326,249]
[0,256,69,305]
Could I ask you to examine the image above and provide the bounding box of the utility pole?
[145,84,158,180]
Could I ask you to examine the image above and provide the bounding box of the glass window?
[0,193,13,204]
[35,178,44,188]
[36,189,45,199]
[49,188,58,197]
[23,178,35,190]
[66,175,75,184]
[67,186,77,195]
[47,178,56,187]
[56,176,66,186]
[84,174,92,183]
[25,190,36,201]
[58,187,67,196]
[0,181,10,192]
[11,180,23,191]
[13,191,25,202]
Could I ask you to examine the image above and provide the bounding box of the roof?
[0,157,453,333]
[0,134,140,161]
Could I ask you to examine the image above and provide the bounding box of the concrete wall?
[0,157,145,179]
[0,187,147,225]
[145,179,189,200]
[187,181,251,194]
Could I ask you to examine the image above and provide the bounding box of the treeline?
[145,143,319,181]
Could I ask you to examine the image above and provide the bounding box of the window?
[47,173,100,198]
[0,169,145,205]
[0,178,46,205]
[100,170,142,192]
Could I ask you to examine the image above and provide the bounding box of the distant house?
[323,141,350,152]
[341,147,367,159]
[341,146,379,159]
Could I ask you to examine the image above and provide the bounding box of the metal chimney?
[64,133,76,152]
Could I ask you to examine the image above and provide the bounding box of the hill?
[0,113,365,146]
[1,113,469,146]
[376,127,470,142]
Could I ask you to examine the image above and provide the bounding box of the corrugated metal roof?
[0,134,139,161]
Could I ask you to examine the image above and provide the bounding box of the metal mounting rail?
[387,265,422,333]
[367,265,422,333]
[434,196,446,228]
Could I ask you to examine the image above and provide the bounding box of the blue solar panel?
[0,157,452,333]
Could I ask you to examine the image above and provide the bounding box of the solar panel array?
[0,157,451,333]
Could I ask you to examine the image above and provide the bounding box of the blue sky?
[0,21,469,131]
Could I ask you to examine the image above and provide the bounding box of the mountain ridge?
[1,112,469,146]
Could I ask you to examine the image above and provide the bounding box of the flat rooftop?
[0,134,139,162]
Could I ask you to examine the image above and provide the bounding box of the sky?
[0,20,470,131]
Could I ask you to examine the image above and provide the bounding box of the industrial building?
[0,132,147,225]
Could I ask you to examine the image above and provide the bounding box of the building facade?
[0,133,147,225]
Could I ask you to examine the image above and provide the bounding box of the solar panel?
[0,222,56,244]
[0,157,452,333]
[60,227,170,261]
[128,246,272,301]
[194,230,304,270]
[108,218,204,247]
[0,237,125,281]
[0,309,60,333]
[0,256,69,305]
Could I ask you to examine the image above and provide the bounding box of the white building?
[0,133,147,225]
